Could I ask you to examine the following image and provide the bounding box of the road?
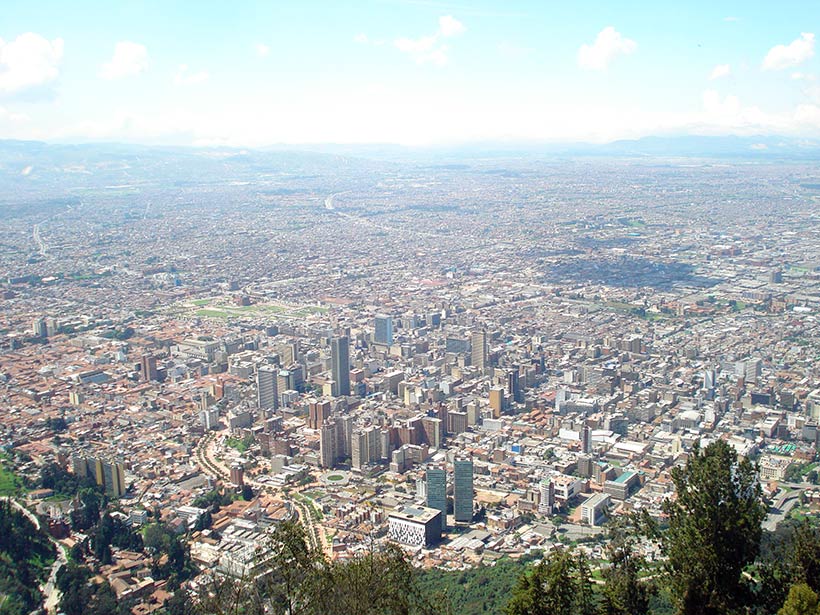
[193,433,332,556]
[1,497,65,613]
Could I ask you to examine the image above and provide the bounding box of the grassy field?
[0,456,23,497]
[187,298,328,321]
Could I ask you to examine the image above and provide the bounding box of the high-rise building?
[32,317,48,338]
[351,426,383,470]
[320,420,338,468]
[453,459,474,523]
[507,368,523,404]
[471,330,488,373]
[141,354,158,382]
[331,336,351,397]
[73,455,126,498]
[489,386,504,418]
[426,468,447,531]
[308,399,332,430]
[538,479,555,515]
[581,424,592,454]
[230,464,244,487]
[256,365,279,410]
[374,315,393,346]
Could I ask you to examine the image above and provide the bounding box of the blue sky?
[0,0,818,145]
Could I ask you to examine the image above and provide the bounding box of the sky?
[0,0,818,146]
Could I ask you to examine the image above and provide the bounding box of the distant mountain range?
[1,134,819,185]
[291,135,820,160]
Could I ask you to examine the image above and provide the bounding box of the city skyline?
[0,0,818,146]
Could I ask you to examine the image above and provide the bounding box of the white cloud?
[762,33,815,70]
[578,27,636,71]
[255,43,270,57]
[0,33,63,95]
[438,15,465,37]
[99,41,148,80]
[394,15,465,66]
[174,64,209,86]
[710,64,731,80]
[724,16,740,22]
[354,33,369,44]
[702,89,741,116]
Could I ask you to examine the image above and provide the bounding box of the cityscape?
[2,138,820,613]
[2,1,820,614]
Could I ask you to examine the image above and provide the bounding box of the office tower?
[320,420,338,469]
[374,314,393,346]
[582,424,592,454]
[471,330,488,373]
[337,414,354,459]
[426,468,447,531]
[331,336,351,397]
[703,369,716,391]
[141,354,158,382]
[256,364,279,411]
[453,459,474,523]
[351,426,381,470]
[308,399,331,430]
[489,386,504,418]
[507,367,523,404]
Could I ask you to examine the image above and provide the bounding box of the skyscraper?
[471,330,488,373]
[320,420,338,469]
[331,336,351,397]
[374,314,393,346]
[453,459,474,523]
[582,424,592,454]
[507,367,523,404]
[426,467,447,531]
[256,364,279,411]
[141,354,158,382]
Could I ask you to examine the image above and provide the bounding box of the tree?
[259,521,327,615]
[505,548,592,615]
[601,530,651,615]
[787,521,820,591]
[242,484,254,501]
[778,583,820,615]
[662,439,766,615]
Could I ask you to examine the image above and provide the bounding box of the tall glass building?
[453,459,474,523]
[426,467,447,531]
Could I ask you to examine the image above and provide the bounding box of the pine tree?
[662,439,766,615]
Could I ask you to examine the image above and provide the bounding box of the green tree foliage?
[777,583,820,615]
[661,439,766,615]
[192,489,234,512]
[70,486,106,530]
[39,462,96,496]
[601,529,652,615]
[92,512,144,565]
[505,548,595,615]
[327,543,439,615]
[184,522,440,615]
[416,556,532,615]
[0,500,56,615]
